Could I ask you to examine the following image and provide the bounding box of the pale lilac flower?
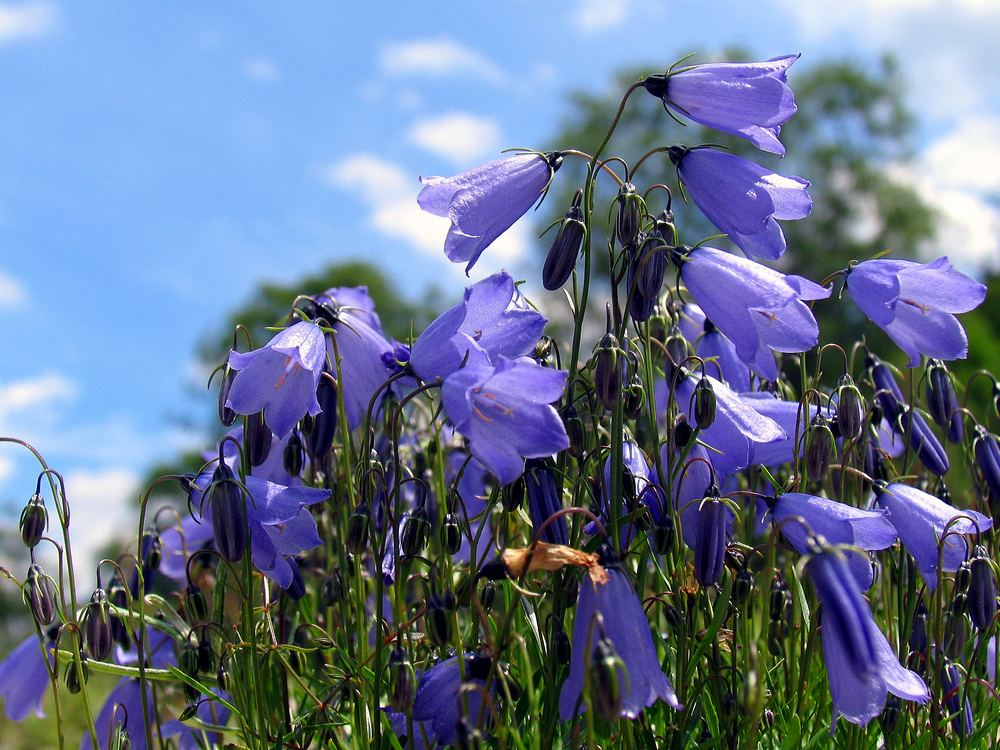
[0,635,50,721]
[644,55,800,155]
[419,152,561,273]
[846,257,986,367]
[670,146,811,260]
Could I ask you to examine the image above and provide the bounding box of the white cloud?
[379,38,507,85]
[324,153,529,277]
[0,455,13,484]
[0,1,56,43]
[0,372,75,416]
[0,269,26,307]
[61,467,140,577]
[407,113,502,164]
[924,117,1000,193]
[575,0,630,32]
[242,56,281,83]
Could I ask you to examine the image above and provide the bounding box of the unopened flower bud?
[561,405,587,457]
[85,588,113,661]
[108,579,130,648]
[400,507,430,561]
[554,622,571,662]
[623,375,644,419]
[594,331,624,410]
[306,373,338,460]
[25,563,56,626]
[648,514,675,556]
[321,572,343,607]
[65,652,88,694]
[543,191,585,291]
[974,426,1000,503]
[590,637,624,721]
[346,503,372,556]
[941,661,974,736]
[614,182,642,247]
[197,631,214,673]
[388,647,415,712]
[19,493,47,549]
[479,580,496,613]
[218,365,237,427]
[283,430,305,477]
[245,410,272,467]
[944,610,970,658]
[805,414,834,483]
[185,582,208,623]
[628,232,668,322]
[524,459,567,545]
[968,547,997,631]
[767,620,785,656]
[665,332,690,370]
[732,568,753,607]
[909,600,928,655]
[835,375,864,443]
[695,496,727,586]
[441,512,462,555]
[426,593,453,647]
[217,662,231,693]
[693,377,716,430]
[208,462,247,563]
[673,414,693,449]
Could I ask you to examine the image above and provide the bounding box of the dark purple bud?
[286,560,306,600]
[543,191,585,291]
[944,609,970,658]
[283,430,305,477]
[400,507,430,561]
[216,662,231,693]
[388,647,415,712]
[25,563,56,626]
[590,637,624,722]
[663,603,684,629]
[594,331,624,410]
[346,503,371,556]
[665,331,690,369]
[694,496,728,586]
[926,360,959,429]
[245,410,272,467]
[968,546,997,631]
[178,702,199,722]
[108,578,130,648]
[306,374,338,460]
[321,572,343,606]
[524,459,567,545]
[805,414,834,482]
[179,643,201,701]
[85,588,113,661]
[615,182,642,247]
[909,600,928,655]
[901,406,949,476]
[65,651,88,694]
[649,514,675,556]
[130,529,162,597]
[185,582,208,623]
[561,405,587,457]
[868,356,905,427]
[880,695,900,736]
[835,374,864,443]
[767,619,785,656]
[974,426,1000,503]
[628,232,668,322]
[693,377,716,430]
[479,580,496,612]
[770,578,790,622]
[673,414,693,448]
[941,661,974,736]
[19,493,47,549]
[503,476,524,512]
[441,512,462,555]
[956,561,972,592]
[197,631,214,673]
[623,374,645,419]
[208,462,247,563]
[218,364,237,426]
[426,593,452,647]
[732,568,753,607]
[554,621,571,663]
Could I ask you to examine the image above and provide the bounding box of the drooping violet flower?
[418,152,562,273]
[643,55,800,156]
[738,393,820,470]
[321,288,395,431]
[560,564,682,720]
[387,653,492,749]
[661,372,786,477]
[874,482,992,589]
[678,303,751,393]
[846,257,986,367]
[0,635,51,721]
[226,321,326,439]
[441,358,568,485]
[769,493,896,590]
[805,542,929,731]
[677,245,830,380]
[410,271,546,382]
[83,677,153,750]
[190,472,329,589]
[669,146,811,260]
[524,458,567,545]
[156,511,215,582]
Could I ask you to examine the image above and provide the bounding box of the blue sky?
[0,0,998,573]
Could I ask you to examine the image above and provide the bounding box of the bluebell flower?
[874,482,992,589]
[411,271,546,382]
[560,565,681,720]
[769,493,896,590]
[387,653,492,749]
[441,357,569,485]
[319,287,395,431]
[419,152,562,273]
[806,542,928,730]
[846,257,986,367]
[226,321,327,439]
[678,246,830,380]
[524,459,567,545]
[191,472,329,589]
[678,303,751,392]
[644,55,800,155]
[0,635,50,721]
[670,146,811,260]
[84,677,152,750]
[738,393,821,470]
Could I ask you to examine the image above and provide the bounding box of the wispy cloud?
[324,153,529,277]
[0,269,27,308]
[407,113,502,165]
[61,467,141,577]
[0,371,75,416]
[0,1,56,43]
[379,38,507,85]
[242,56,281,83]
[574,0,631,33]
